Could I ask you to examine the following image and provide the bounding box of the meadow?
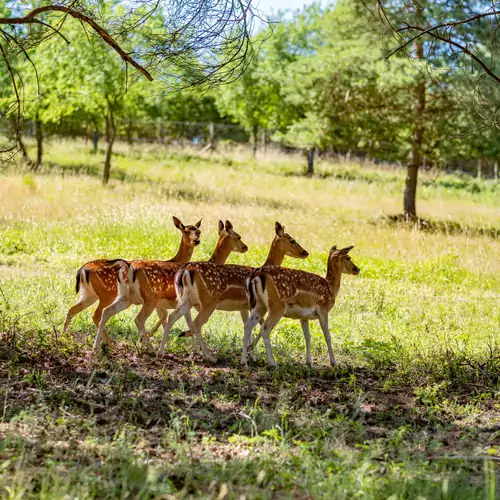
[0,139,499,499]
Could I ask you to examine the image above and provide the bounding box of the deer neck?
[170,238,194,263]
[208,235,233,265]
[263,236,286,266]
[326,260,343,298]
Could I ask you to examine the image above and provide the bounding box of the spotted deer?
[156,222,309,361]
[63,216,201,345]
[93,220,248,351]
[241,245,360,367]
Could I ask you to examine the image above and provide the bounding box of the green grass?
[1,139,499,498]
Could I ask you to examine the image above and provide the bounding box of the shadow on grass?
[1,335,499,497]
[284,168,500,196]
[1,336,499,436]
[377,213,500,239]
[39,161,147,183]
[23,160,291,210]
[283,168,401,184]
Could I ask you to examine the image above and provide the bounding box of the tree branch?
[0,5,153,81]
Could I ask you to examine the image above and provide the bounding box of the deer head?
[173,216,202,247]
[274,221,309,259]
[329,245,360,275]
[219,220,248,253]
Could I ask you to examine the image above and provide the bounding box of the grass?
[1,138,499,498]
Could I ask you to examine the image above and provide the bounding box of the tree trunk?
[103,109,115,185]
[17,133,32,166]
[105,114,110,143]
[494,161,498,180]
[477,158,482,179]
[307,148,315,176]
[33,116,43,171]
[92,129,99,152]
[261,128,267,155]
[252,124,258,158]
[404,38,425,219]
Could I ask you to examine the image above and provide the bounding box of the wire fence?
[5,119,500,179]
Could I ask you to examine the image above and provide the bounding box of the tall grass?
[0,140,499,498]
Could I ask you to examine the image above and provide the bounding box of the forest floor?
[1,140,499,498]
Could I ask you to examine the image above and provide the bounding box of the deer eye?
[290,239,296,245]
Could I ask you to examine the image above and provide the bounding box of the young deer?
[157,222,309,361]
[93,220,248,351]
[241,245,360,367]
[63,216,201,346]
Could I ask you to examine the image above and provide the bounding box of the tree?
[0,0,260,161]
[216,57,280,157]
[370,0,500,216]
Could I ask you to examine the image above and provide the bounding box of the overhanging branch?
[0,5,153,81]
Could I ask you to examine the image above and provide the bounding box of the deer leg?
[259,305,285,368]
[301,319,313,366]
[241,306,266,367]
[94,297,132,351]
[186,309,200,353]
[63,294,97,333]
[157,301,190,356]
[179,304,200,339]
[248,319,267,361]
[239,310,249,325]
[317,312,336,366]
[149,305,168,337]
[186,303,218,362]
[134,300,157,345]
[92,301,113,346]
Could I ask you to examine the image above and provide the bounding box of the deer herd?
[64,216,360,367]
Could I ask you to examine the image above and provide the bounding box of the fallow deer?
[157,222,309,361]
[241,245,360,367]
[63,216,201,346]
[93,220,248,351]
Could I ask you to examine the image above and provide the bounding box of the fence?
[5,119,500,179]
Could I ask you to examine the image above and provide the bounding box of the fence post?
[494,161,498,180]
[201,122,216,153]
[477,158,482,179]
[158,120,165,144]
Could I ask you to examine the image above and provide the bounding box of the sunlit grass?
[0,140,499,498]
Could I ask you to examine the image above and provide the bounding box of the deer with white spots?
[156,222,309,362]
[63,216,201,346]
[241,245,360,368]
[93,220,248,351]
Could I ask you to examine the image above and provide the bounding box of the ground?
[0,140,499,498]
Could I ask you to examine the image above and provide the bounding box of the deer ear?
[173,216,184,230]
[275,221,285,236]
[225,220,233,232]
[340,245,354,254]
[195,218,203,228]
[218,220,224,234]
[329,245,337,253]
